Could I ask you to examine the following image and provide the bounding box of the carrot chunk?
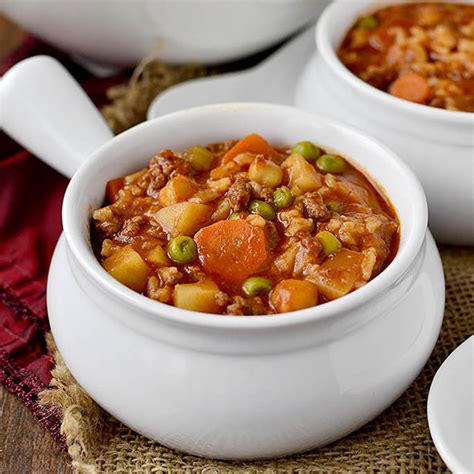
[106,177,125,203]
[194,220,268,283]
[222,133,275,164]
[389,73,430,104]
[270,279,319,313]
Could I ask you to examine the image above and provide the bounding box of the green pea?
[273,186,293,209]
[327,200,343,213]
[316,154,346,174]
[357,15,378,29]
[242,277,273,296]
[316,231,342,256]
[291,141,321,162]
[228,212,242,220]
[187,145,214,171]
[249,200,276,220]
[167,236,197,264]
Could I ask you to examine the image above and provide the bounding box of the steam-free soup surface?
[91,134,399,315]
[339,3,474,112]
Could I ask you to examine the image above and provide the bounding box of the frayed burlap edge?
[39,333,108,473]
[100,58,209,134]
[38,247,474,473]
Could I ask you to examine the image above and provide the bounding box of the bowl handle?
[0,55,113,178]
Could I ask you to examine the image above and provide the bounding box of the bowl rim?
[62,102,428,330]
[316,0,474,124]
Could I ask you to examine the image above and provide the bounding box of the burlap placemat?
[39,61,474,473]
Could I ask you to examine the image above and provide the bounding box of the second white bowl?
[296,0,474,245]
[1,0,329,67]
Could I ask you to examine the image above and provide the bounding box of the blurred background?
[0,15,24,61]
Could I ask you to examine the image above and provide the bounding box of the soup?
[338,2,474,112]
[91,134,399,315]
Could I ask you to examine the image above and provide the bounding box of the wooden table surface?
[0,15,74,474]
[1,390,73,473]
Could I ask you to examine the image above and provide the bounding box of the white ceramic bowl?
[295,0,474,245]
[1,0,329,67]
[0,57,444,460]
[428,336,474,473]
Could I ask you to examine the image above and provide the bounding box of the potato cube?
[281,153,322,195]
[102,245,151,292]
[207,177,232,193]
[248,156,283,187]
[153,202,212,237]
[124,168,147,185]
[209,161,239,179]
[233,152,256,166]
[159,176,198,206]
[173,280,221,313]
[311,249,364,300]
[145,245,171,267]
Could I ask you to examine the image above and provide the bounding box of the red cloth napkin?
[0,38,126,447]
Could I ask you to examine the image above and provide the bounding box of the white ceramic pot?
[295,0,474,245]
[0,57,445,460]
[1,0,329,67]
